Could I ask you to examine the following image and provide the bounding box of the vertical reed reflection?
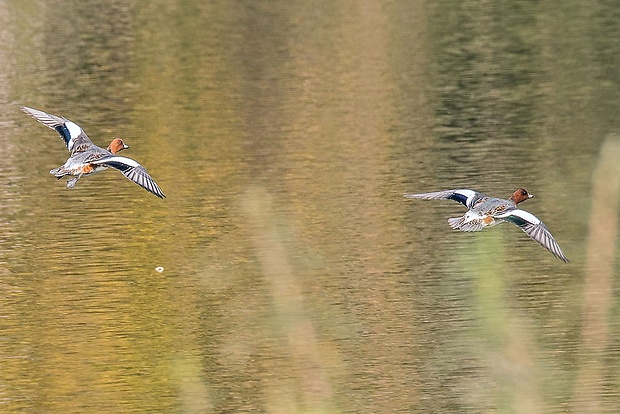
[464,233,542,413]
[573,134,620,411]
[242,186,336,413]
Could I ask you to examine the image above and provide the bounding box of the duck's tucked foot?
[448,216,486,232]
[459,221,487,232]
[66,176,81,189]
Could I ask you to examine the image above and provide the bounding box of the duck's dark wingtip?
[151,188,166,199]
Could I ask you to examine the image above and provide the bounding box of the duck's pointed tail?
[49,167,66,178]
[448,217,462,229]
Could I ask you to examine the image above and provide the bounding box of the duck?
[21,106,165,198]
[404,188,568,263]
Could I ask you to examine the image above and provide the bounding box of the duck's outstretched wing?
[499,209,569,263]
[404,189,484,209]
[20,106,94,152]
[92,156,165,199]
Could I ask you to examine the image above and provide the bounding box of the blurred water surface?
[1,1,619,413]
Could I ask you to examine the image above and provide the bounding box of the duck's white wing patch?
[20,106,92,151]
[502,209,569,263]
[496,209,540,224]
[404,189,482,208]
[95,156,141,168]
[93,156,165,199]
[64,121,83,150]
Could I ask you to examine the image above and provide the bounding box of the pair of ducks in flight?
[21,106,568,262]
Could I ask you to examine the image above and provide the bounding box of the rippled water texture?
[1,1,619,413]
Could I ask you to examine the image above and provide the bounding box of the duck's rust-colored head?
[107,138,129,155]
[509,188,533,204]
